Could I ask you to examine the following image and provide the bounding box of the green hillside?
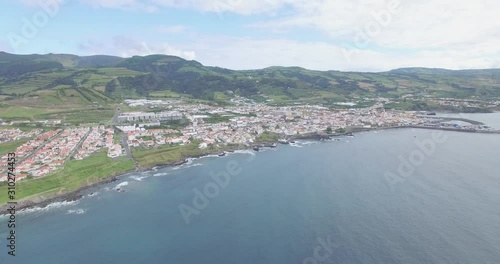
[0,52,499,115]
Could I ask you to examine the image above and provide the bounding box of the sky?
[1,0,500,71]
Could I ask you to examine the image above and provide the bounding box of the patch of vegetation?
[204,113,232,124]
[335,128,347,134]
[0,138,30,156]
[36,109,115,125]
[0,150,134,205]
[149,90,185,98]
[137,136,155,141]
[255,131,280,143]
[0,106,51,120]
[145,119,191,130]
[132,141,241,168]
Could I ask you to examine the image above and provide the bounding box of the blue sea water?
[1,128,500,264]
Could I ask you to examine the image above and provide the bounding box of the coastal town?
[0,99,497,182]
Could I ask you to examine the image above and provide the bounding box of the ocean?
[1,128,499,264]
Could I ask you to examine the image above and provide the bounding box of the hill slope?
[1,52,499,105]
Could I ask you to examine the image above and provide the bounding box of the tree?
[326,126,333,134]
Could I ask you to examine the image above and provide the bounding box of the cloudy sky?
[2,0,500,71]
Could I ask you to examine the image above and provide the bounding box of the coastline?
[2,125,499,215]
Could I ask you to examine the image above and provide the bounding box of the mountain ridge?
[3,51,500,73]
[0,52,499,104]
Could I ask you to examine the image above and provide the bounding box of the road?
[18,129,64,163]
[67,127,93,161]
[112,108,122,125]
[0,129,64,176]
[119,132,133,159]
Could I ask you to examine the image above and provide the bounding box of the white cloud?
[157,25,188,34]
[152,0,305,15]
[72,0,500,70]
[76,34,500,71]
[27,0,499,71]
[14,0,157,12]
[249,0,500,51]
[17,0,54,7]
[79,0,157,12]
[79,36,196,60]
[191,37,500,71]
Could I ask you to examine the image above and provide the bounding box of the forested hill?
[1,51,499,103]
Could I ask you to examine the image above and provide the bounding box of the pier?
[417,116,485,125]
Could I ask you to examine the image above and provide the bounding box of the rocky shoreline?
[2,125,498,215]
[0,148,244,214]
[0,176,121,214]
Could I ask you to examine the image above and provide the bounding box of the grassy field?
[0,70,77,95]
[97,68,145,77]
[132,142,208,167]
[132,142,241,168]
[204,113,232,124]
[0,105,51,119]
[255,131,280,143]
[3,84,115,111]
[0,101,116,124]
[36,108,115,125]
[0,125,46,132]
[149,90,185,98]
[0,85,39,95]
[0,138,30,157]
[0,150,134,205]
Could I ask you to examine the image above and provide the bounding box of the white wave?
[129,175,150,181]
[233,150,256,156]
[289,143,303,148]
[17,200,79,215]
[67,209,86,215]
[173,163,202,170]
[199,154,220,159]
[153,172,170,177]
[298,141,318,145]
[114,181,129,190]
